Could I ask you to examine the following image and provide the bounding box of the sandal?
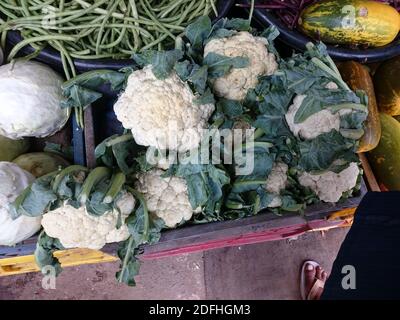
[300,260,326,300]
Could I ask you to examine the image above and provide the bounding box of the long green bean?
[0,0,219,128]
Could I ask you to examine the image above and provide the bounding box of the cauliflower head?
[285,95,342,140]
[298,162,360,203]
[114,66,215,152]
[0,162,42,246]
[204,31,278,101]
[41,192,135,250]
[0,61,69,139]
[285,83,353,140]
[265,162,288,208]
[135,169,194,228]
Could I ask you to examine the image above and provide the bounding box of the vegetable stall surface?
[5,16,369,286]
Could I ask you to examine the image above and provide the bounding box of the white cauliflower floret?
[41,192,135,250]
[0,162,41,246]
[285,94,352,140]
[298,162,360,203]
[265,162,288,208]
[135,169,194,228]
[114,66,215,152]
[144,148,176,171]
[204,31,278,101]
[0,61,69,139]
[286,95,340,140]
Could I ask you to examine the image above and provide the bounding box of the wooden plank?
[84,105,97,169]
[0,248,117,277]
[359,153,381,191]
[141,218,347,260]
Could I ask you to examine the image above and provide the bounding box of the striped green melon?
[298,0,400,47]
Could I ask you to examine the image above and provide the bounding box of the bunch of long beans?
[0,0,218,127]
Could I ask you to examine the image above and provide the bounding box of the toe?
[315,266,323,279]
[304,263,316,293]
[321,271,328,281]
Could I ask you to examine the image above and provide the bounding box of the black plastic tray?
[4,0,235,74]
[250,4,400,63]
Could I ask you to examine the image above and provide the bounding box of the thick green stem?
[127,187,150,242]
[52,165,89,193]
[103,172,126,204]
[79,167,112,204]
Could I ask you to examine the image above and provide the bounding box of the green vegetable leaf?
[126,207,148,245]
[185,16,212,50]
[86,182,113,216]
[147,217,165,245]
[44,142,73,162]
[174,60,191,81]
[294,87,361,124]
[212,18,252,33]
[340,111,368,130]
[298,130,356,171]
[134,50,183,79]
[217,99,243,119]
[280,195,304,212]
[260,26,280,58]
[116,237,141,286]
[188,64,208,94]
[204,52,249,79]
[165,162,230,214]
[208,18,251,40]
[11,173,58,218]
[115,187,164,287]
[248,75,293,138]
[195,88,215,105]
[95,134,137,175]
[61,70,126,109]
[261,25,280,43]
[34,231,64,277]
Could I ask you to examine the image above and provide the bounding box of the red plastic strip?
[142,219,345,260]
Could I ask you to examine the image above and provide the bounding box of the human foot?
[300,261,328,300]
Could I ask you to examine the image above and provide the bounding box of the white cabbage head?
[0,162,42,246]
[0,61,69,139]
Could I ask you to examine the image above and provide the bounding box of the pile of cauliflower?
[111,24,281,227]
[0,18,364,248]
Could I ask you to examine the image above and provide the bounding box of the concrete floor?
[0,227,348,300]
